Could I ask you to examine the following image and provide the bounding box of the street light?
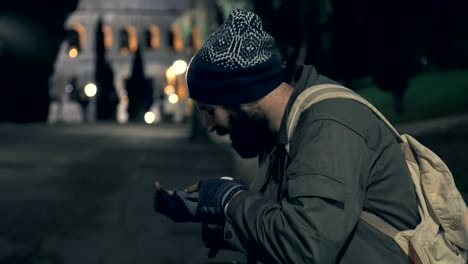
[69,47,79,58]
[172,60,187,75]
[144,111,156,124]
[166,66,176,80]
[168,94,179,104]
[84,83,97,97]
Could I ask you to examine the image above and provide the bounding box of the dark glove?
[196,177,247,224]
[154,186,201,223]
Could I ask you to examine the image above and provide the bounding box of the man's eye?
[207,109,215,116]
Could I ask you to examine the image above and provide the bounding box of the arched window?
[168,25,183,52]
[127,26,138,52]
[71,24,87,48]
[186,26,202,55]
[167,30,174,50]
[120,29,129,53]
[67,24,87,58]
[102,25,113,49]
[67,29,80,58]
[191,27,202,50]
[145,25,160,49]
[120,26,138,54]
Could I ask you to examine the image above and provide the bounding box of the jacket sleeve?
[223,119,371,263]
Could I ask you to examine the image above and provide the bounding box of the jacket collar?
[276,65,320,145]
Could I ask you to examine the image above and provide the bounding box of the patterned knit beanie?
[186,9,284,105]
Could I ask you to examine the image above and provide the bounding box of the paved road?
[0,117,467,264]
[0,123,244,264]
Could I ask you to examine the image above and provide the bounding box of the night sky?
[0,0,78,122]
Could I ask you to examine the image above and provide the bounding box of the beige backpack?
[285,83,468,264]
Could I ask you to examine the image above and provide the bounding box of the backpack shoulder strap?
[286,84,403,154]
[360,211,400,239]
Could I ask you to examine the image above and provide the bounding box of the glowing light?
[172,60,187,75]
[170,26,184,52]
[103,25,113,49]
[168,94,179,104]
[84,83,97,97]
[71,24,87,49]
[166,66,176,80]
[69,47,78,58]
[127,26,138,52]
[144,111,156,124]
[164,85,175,95]
[149,25,160,48]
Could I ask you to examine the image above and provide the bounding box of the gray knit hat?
[186,9,284,105]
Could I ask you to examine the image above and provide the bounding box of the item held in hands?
[154,185,201,223]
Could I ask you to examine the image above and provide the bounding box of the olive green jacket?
[223,66,420,263]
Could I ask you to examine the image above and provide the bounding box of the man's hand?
[194,177,247,224]
[153,182,201,223]
[153,177,247,224]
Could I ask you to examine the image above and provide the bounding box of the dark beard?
[229,108,276,158]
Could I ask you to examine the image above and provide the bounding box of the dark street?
[0,115,467,264]
[0,123,244,264]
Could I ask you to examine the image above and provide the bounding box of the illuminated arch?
[191,26,202,49]
[146,25,160,49]
[70,23,87,49]
[127,26,138,52]
[120,29,129,53]
[67,30,80,49]
[120,25,138,53]
[102,25,113,49]
[169,25,184,52]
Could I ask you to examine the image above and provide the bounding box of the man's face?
[198,103,276,158]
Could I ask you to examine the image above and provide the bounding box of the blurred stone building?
[49,0,219,123]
